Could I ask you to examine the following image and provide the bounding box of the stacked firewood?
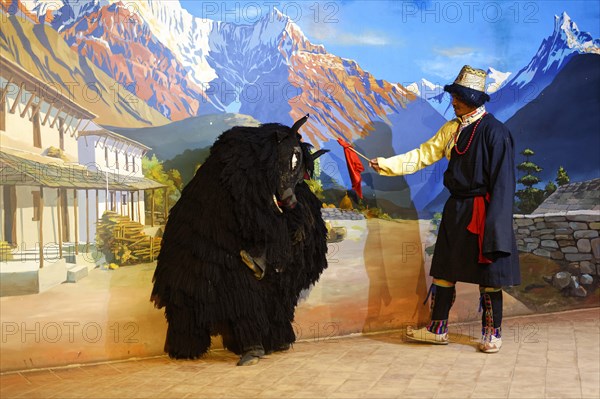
[0,241,13,262]
[96,212,161,265]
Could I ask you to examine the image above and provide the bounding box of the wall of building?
[78,135,144,179]
[0,79,79,160]
[10,186,79,252]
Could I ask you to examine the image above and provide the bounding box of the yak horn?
[291,114,310,134]
[311,149,329,161]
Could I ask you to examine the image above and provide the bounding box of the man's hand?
[369,158,381,173]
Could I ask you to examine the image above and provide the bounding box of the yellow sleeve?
[376,120,459,176]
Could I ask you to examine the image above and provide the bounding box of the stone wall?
[514,211,600,296]
[321,207,366,221]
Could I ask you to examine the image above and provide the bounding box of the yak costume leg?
[263,288,296,354]
[163,303,211,359]
[232,319,266,366]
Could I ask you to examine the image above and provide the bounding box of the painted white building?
[77,126,154,241]
[0,55,164,296]
[0,55,95,266]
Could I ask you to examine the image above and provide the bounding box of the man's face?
[451,94,476,117]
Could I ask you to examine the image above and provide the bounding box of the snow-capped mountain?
[488,11,599,121]
[486,67,511,94]
[58,2,217,120]
[25,0,108,29]
[22,0,424,145]
[406,79,450,119]
[20,0,419,141]
[406,79,444,99]
[510,12,599,89]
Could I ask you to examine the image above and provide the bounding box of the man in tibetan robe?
[369,65,521,353]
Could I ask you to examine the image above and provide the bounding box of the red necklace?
[453,113,487,155]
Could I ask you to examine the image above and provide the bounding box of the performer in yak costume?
[151,115,329,366]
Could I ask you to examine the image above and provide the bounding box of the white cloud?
[307,22,390,46]
[433,47,476,57]
[419,47,499,80]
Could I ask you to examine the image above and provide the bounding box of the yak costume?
[373,65,520,353]
[151,115,329,365]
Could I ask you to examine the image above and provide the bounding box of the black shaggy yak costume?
[151,115,329,365]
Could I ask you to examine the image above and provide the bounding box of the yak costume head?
[273,114,310,211]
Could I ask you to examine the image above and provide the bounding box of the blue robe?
[431,114,521,287]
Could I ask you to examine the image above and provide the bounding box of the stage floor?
[1,308,598,399]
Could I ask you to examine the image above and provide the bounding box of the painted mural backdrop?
[0,0,598,371]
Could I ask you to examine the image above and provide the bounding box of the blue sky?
[181,0,600,85]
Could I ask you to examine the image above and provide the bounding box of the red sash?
[467,193,492,264]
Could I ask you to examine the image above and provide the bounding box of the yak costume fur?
[151,116,329,364]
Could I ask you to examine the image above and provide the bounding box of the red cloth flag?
[337,138,365,199]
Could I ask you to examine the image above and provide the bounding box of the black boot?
[407,284,455,344]
[479,288,503,353]
[427,284,456,334]
[237,345,265,366]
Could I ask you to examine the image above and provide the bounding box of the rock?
[570,276,580,289]
[548,222,570,229]
[516,219,534,227]
[567,263,580,274]
[579,274,593,285]
[550,251,564,260]
[567,214,600,223]
[565,253,593,262]
[535,222,546,229]
[568,222,588,230]
[546,216,567,222]
[590,222,600,230]
[541,235,555,240]
[591,238,600,259]
[580,261,595,275]
[541,240,559,249]
[577,239,592,253]
[572,286,588,297]
[543,275,553,284]
[558,240,576,247]
[555,228,574,235]
[518,229,530,235]
[524,238,540,243]
[527,243,539,251]
[574,230,599,239]
[555,234,572,240]
[552,271,571,290]
[561,246,578,254]
[533,248,551,257]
